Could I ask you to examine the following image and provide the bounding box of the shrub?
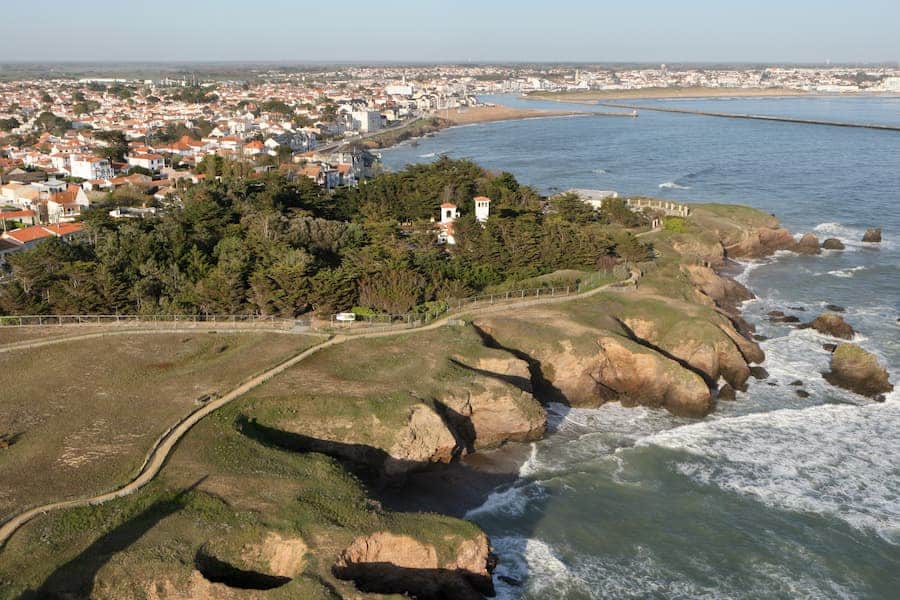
[663,217,687,233]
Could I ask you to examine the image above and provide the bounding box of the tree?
[95,130,129,162]
[549,192,598,224]
[358,267,425,314]
[600,197,643,227]
[0,117,20,132]
[127,166,154,177]
[35,111,71,136]
[73,100,101,115]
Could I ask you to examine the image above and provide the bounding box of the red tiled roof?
[0,210,36,221]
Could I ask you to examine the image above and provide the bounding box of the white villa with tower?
[436,196,491,245]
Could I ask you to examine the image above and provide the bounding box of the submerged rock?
[749,366,769,380]
[823,343,893,398]
[862,228,882,243]
[825,304,845,313]
[806,313,855,339]
[795,389,811,398]
[822,343,838,353]
[718,383,737,401]
[822,238,845,250]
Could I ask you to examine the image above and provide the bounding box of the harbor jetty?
[595,102,900,132]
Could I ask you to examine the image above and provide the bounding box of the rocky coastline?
[7,205,892,600]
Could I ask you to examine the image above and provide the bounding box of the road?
[314,116,423,153]
[0,276,633,550]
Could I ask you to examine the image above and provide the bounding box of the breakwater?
[596,102,900,131]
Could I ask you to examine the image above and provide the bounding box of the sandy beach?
[436,104,590,125]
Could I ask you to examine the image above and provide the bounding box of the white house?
[126,152,165,172]
[47,184,90,223]
[70,156,114,180]
[437,202,459,245]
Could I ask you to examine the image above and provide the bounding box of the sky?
[2,0,899,64]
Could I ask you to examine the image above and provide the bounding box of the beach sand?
[437,104,589,125]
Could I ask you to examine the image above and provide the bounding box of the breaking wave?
[659,181,690,190]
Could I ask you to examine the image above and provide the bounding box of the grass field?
[0,331,319,520]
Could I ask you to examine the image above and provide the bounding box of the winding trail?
[0,278,632,550]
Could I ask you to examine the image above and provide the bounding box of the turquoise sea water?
[383,95,900,599]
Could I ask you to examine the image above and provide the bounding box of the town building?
[126,152,165,172]
[70,156,114,180]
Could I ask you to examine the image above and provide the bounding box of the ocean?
[381,95,900,599]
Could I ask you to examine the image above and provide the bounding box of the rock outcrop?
[683,264,754,314]
[823,343,893,398]
[199,531,307,581]
[590,335,713,417]
[333,532,494,600]
[862,228,882,242]
[724,227,795,259]
[806,313,855,339]
[386,404,460,477]
[794,233,821,255]
[822,238,845,250]
[441,355,546,451]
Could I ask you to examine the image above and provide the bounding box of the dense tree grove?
[0,158,651,317]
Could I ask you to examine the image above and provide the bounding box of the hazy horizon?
[4,0,900,64]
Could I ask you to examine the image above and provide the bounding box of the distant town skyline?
[3,0,900,64]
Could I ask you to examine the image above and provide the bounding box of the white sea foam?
[493,537,858,599]
[464,481,547,519]
[635,399,900,543]
[825,265,868,278]
[492,537,586,600]
[813,221,895,251]
[659,181,690,190]
[592,168,609,175]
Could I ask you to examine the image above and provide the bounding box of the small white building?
[474,196,491,223]
[568,188,619,210]
[71,156,114,181]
